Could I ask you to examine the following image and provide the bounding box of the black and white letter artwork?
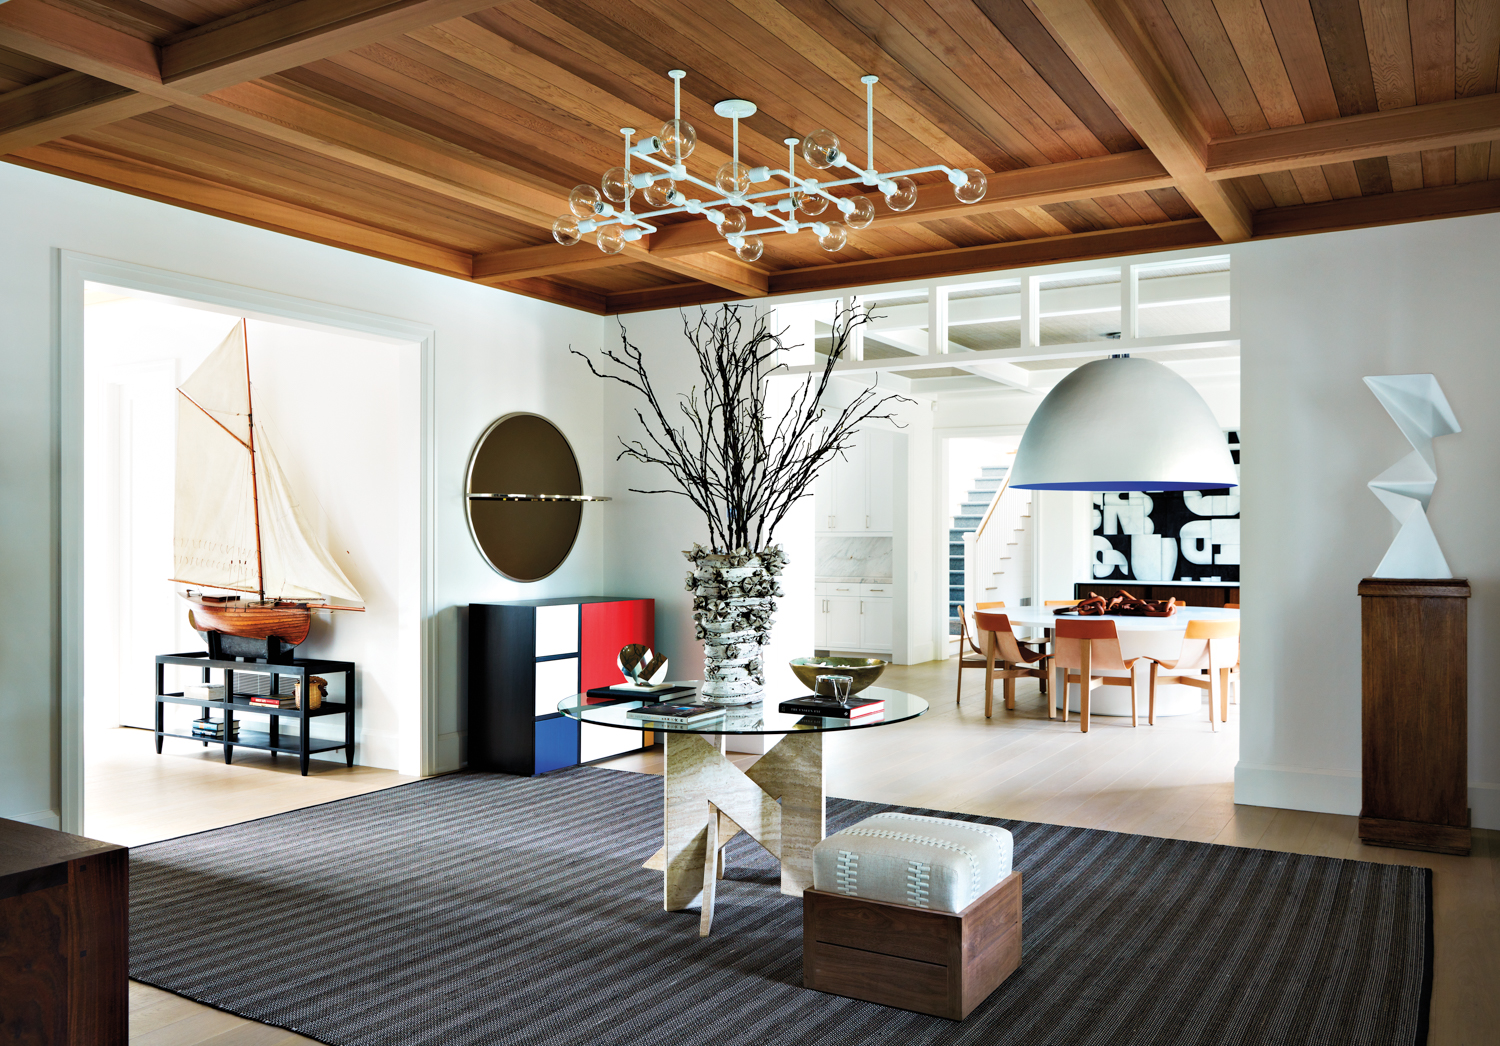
[1091,432,1240,583]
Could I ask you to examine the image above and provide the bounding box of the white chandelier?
[551,71,989,262]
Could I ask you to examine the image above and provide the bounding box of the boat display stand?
[154,651,356,776]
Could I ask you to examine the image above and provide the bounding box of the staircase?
[948,466,1008,635]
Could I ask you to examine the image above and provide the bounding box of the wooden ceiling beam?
[606,218,1219,312]
[1207,95,1500,180]
[8,139,474,276]
[496,276,607,314]
[0,71,166,154]
[0,0,162,90]
[1253,180,1500,239]
[1028,0,1251,243]
[161,0,526,94]
[646,149,1176,258]
[473,241,623,284]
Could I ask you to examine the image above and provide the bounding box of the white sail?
[173,320,363,605]
[254,428,362,602]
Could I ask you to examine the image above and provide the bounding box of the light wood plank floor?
[91,660,1497,1046]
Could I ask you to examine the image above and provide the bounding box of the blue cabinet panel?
[533,716,579,774]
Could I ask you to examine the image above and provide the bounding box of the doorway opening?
[78,281,426,845]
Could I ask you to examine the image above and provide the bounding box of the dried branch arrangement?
[574,303,912,552]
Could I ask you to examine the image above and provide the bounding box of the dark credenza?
[1073,583,1238,607]
[1359,577,1471,855]
[468,597,655,776]
[0,818,128,1045]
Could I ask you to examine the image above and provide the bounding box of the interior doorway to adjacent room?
[75,277,427,844]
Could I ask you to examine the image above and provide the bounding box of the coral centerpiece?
[577,305,909,704]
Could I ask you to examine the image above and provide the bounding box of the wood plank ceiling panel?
[1455,0,1500,182]
[74,106,546,251]
[1308,0,1394,196]
[6,0,1500,311]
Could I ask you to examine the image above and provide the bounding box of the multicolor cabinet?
[467,597,654,775]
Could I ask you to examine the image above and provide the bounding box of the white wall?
[1233,215,1500,829]
[83,297,421,770]
[0,163,603,828]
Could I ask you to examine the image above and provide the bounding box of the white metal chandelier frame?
[551,71,989,262]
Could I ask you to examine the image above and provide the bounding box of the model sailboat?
[173,320,363,645]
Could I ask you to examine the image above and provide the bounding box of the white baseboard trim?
[1235,766,1500,831]
[9,809,62,830]
[1233,762,1360,816]
[1468,782,1500,831]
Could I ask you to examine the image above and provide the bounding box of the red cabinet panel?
[580,599,654,691]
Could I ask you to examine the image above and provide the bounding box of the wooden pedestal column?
[1358,578,1471,856]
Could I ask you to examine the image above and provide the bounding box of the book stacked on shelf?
[777,695,885,719]
[247,695,297,710]
[185,683,226,703]
[191,717,239,740]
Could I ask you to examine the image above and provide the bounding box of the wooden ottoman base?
[803,871,1021,1020]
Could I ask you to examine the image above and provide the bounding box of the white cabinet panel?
[815,468,837,532]
[826,597,862,648]
[534,656,579,716]
[860,584,892,598]
[861,599,893,650]
[834,439,866,532]
[814,598,829,647]
[580,722,642,762]
[534,603,579,657]
[865,429,895,532]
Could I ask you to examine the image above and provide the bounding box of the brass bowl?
[789,657,888,696]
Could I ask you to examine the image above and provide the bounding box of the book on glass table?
[586,684,697,701]
[778,695,884,719]
[625,701,726,724]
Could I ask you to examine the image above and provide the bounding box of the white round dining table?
[998,604,1239,717]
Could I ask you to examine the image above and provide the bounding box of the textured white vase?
[686,544,786,704]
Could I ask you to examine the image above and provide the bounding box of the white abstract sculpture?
[1364,374,1461,578]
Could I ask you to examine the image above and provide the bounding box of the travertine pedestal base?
[645,730,824,935]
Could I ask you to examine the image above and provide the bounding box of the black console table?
[154,652,356,775]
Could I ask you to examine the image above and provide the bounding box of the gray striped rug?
[129,767,1431,1046]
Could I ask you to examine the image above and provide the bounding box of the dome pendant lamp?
[1009,355,1237,491]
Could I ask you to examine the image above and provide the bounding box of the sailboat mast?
[243,321,266,601]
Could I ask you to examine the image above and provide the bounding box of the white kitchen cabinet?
[860,597,893,650]
[825,596,863,648]
[864,430,895,532]
[814,583,893,654]
[817,428,895,533]
[833,438,866,532]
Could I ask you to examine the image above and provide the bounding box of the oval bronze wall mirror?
[465,413,607,582]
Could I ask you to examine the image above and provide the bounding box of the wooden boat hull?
[188,603,312,645]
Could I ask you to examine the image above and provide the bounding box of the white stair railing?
[963,474,1034,622]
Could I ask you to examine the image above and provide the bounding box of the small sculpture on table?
[616,644,673,692]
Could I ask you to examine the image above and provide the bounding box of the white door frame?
[58,250,439,834]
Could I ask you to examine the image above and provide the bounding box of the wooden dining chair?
[1145,619,1240,730]
[1051,619,1146,732]
[955,601,1005,705]
[972,610,1051,718]
[1032,599,1080,658]
[1223,603,1240,704]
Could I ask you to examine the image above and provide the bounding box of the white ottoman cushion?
[811,813,1012,913]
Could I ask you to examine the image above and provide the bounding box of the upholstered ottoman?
[802,813,1021,1020]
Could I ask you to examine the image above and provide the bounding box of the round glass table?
[557,684,928,735]
[557,683,928,936]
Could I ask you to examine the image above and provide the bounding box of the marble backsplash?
[817,536,893,581]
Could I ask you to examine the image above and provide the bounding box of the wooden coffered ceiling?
[2,0,1498,315]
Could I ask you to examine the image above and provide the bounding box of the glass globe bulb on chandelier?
[549,69,990,259]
